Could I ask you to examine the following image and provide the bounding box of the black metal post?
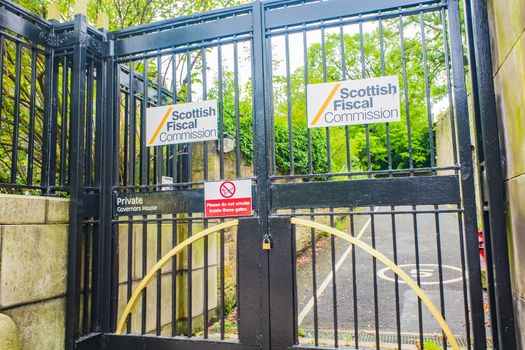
[463,0,499,346]
[96,30,116,332]
[467,0,517,348]
[237,218,265,346]
[41,47,59,194]
[66,14,88,350]
[252,2,271,350]
[268,217,295,350]
[447,1,487,348]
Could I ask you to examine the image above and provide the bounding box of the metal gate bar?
[0,0,517,349]
[263,2,482,350]
[86,0,485,349]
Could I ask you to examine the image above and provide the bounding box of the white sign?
[146,100,218,146]
[204,179,253,218]
[161,176,173,191]
[307,76,401,128]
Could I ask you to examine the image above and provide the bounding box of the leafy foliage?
[14,0,248,30]
[0,38,50,188]
[3,1,452,186]
[271,15,449,173]
[208,71,328,175]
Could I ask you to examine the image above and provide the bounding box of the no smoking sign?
[204,180,253,218]
[220,181,236,198]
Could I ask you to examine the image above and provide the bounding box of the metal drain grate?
[301,329,493,348]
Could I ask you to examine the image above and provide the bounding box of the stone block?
[117,276,170,335]
[116,217,177,282]
[0,224,68,307]
[4,298,65,350]
[116,265,218,335]
[178,226,219,271]
[506,175,525,300]
[434,113,456,176]
[0,195,46,225]
[191,141,253,181]
[488,0,525,69]
[178,266,218,320]
[0,313,19,350]
[46,197,69,223]
[116,216,141,284]
[295,223,323,253]
[494,33,525,180]
[136,220,188,279]
[191,143,220,182]
[116,216,221,296]
[120,218,218,281]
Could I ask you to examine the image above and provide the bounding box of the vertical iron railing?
[447,0,486,347]
[0,4,109,347]
[65,14,89,349]
[107,2,257,343]
[0,1,62,194]
[263,1,489,349]
[466,0,517,349]
[0,1,519,349]
[252,2,272,349]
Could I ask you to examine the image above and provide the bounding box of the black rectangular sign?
[113,189,204,216]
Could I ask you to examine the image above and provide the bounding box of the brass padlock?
[262,236,272,250]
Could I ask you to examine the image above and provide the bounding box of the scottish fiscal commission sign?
[307,76,401,128]
[146,100,218,146]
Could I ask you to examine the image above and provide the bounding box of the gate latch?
[262,235,272,251]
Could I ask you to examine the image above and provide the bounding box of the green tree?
[2,1,455,188]
[272,14,448,174]
[14,0,247,30]
[1,0,252,190]
[207,70,328,175]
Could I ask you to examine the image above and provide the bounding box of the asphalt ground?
[295,205,476,344]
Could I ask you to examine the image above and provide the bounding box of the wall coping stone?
[0,194,70,225]
[0,195,46,225]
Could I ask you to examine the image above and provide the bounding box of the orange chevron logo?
[148,106,174,145]
[310,83,341,127]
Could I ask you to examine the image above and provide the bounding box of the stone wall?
[115,143,251,336]
[435,96,484,222]
[0,195,69,350]
[488,0,525,347]
[115,217,221,335]
[435,113,455,176]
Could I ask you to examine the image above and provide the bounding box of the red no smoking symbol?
[219,181,236,198]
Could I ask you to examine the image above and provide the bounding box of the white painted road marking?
[377,263,464,285]
[297,208,377,326]
[411,268,434,279]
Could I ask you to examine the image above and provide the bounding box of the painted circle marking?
[377,263,464,285]
[219,181,236,198]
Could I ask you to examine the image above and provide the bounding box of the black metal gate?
[0,0,517,349]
